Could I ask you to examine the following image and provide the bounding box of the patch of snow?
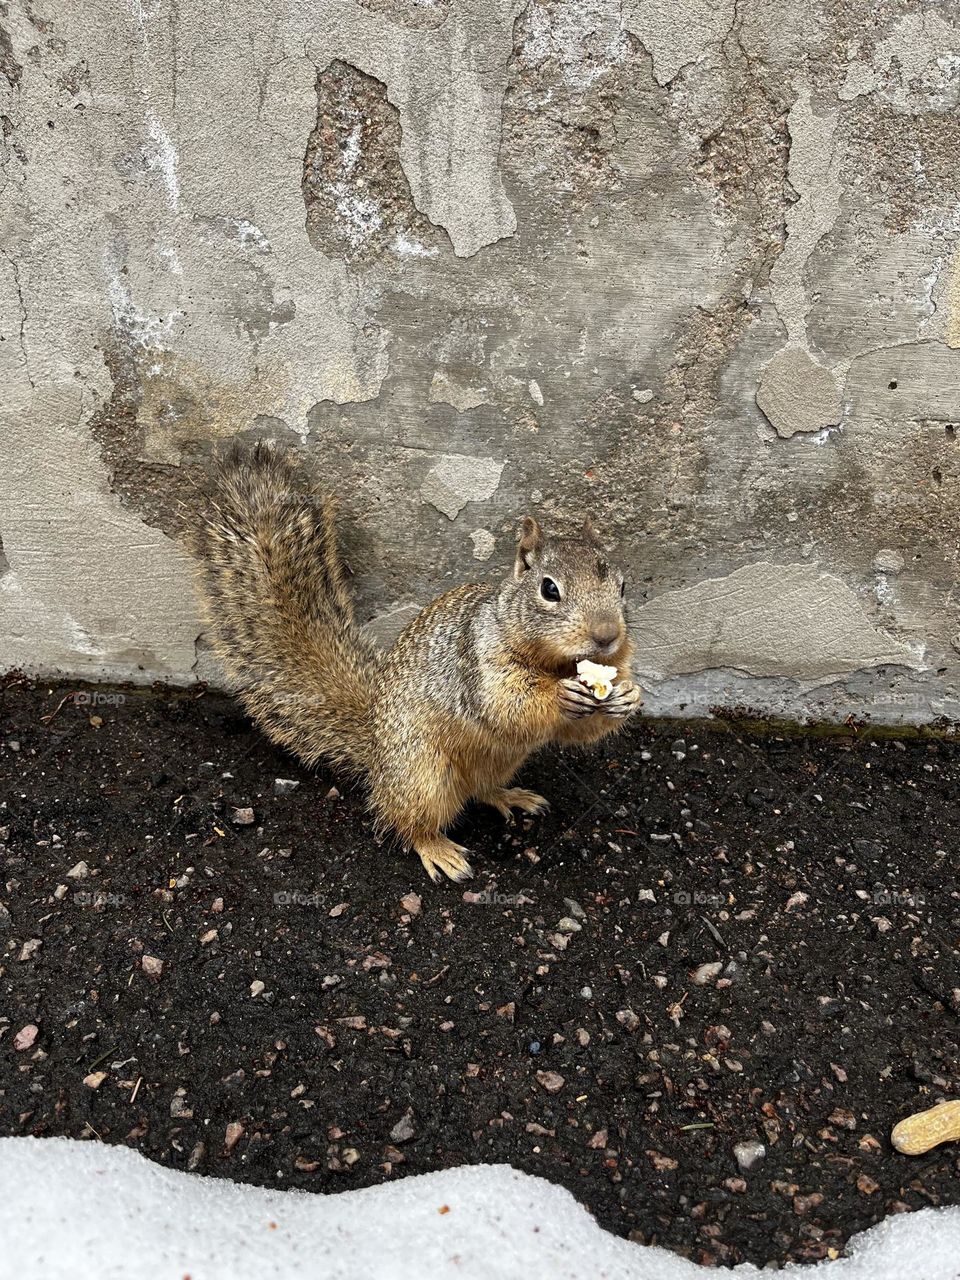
[2,1138,960,1279]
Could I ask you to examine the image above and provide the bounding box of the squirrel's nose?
[590,619,621,652]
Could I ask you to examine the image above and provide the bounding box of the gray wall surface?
[1,0,959,724]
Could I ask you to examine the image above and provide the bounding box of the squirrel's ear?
[582,514,601,544]
[514,515,543,579]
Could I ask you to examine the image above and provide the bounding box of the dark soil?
[2,672,959,1268]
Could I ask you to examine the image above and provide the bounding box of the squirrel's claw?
[415,836,474,884]
[600,681,642,718]
[480,787,550,821]
[502,787,549,817]
[558,676,601,720]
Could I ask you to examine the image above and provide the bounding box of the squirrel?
[195,442,641,883]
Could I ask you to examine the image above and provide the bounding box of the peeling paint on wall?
[421,455,505,520]
[631,562,922,682]
[1,0,959,723]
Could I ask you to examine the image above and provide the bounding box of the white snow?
[2,1137,960,1280]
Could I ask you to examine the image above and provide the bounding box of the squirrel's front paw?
[599,680,642,718]
[558,676,600,719]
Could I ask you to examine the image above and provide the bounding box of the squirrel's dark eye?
[620,580,626,598]
[540,576,561,602]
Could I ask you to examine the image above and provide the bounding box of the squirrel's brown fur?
[196,443,640,882]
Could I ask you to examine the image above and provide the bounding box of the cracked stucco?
[1,0,959,724]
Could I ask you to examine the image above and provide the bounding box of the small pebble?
[536,1070,565,1094]
[224,1122,245,1153]
[273,778,300,797]
[14,1024,38,1052]
[231,807,255,826]
[691,961,723,985]
[170,1087,193,1118]
[390,1111,416,1143]
[733,1140,765,1173]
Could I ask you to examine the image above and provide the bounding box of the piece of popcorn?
[576,659,618,701]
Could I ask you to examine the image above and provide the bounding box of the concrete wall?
[1,0,959,724]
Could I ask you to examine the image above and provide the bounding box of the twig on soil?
[701,916,727,951]
[39,692,79,725]
[84,1046,116,1072]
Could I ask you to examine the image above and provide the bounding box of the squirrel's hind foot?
[480,787,550,821]
[415,835,474,884]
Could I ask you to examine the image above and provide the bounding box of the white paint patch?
[159,245,183,276]
[128,0,161,55]
[522,0,628,91]
[321,112,384,250]
[232,219,272,252]
[874,573,895,606]
[392,232,438,258]
[106,260,182,351]
[341,123,362,176]
[66,615,106,657]
[145,113,180,212]
[804,424,845,446]
[331,187,382,249]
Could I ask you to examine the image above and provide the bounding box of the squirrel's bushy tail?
[195,442,381,777]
